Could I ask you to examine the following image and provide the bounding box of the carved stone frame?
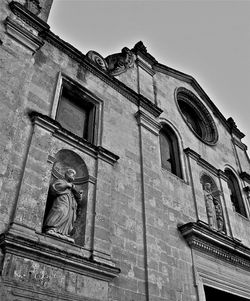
[51,72,103,146]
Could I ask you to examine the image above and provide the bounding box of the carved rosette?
[25,0,42,15]
[86,47,135,76]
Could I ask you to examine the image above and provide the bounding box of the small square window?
[53,75,101,145]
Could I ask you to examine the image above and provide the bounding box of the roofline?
[8,2,244,139]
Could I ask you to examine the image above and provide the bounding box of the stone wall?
[1,1,250,301]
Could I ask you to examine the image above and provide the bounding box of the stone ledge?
[30,112,119,165]
[178,221,250,271]
[0,226,120,282]
[240,172,250,184]
[5,17,44,53]
[9,1,50,33]
[135,110,161,136]
[38,31,163,118]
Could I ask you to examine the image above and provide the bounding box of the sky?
[48,0,250,150]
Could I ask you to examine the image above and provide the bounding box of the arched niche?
[43,149,89,246]
[200,173,225,232]
[200,173,218,192]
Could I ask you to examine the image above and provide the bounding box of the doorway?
[204,285,249,301]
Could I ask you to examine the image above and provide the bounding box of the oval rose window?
[176,88,218,145]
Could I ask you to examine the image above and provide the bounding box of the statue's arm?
[51,179,70,194]
[71,184,82,201]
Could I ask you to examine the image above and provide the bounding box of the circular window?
[176,88,218,145]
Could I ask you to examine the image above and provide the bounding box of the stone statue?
[86,47,135,76]
[44,168,82,242]
[105,47,134,76]
[203,182,224,232]
[214,198,224,232]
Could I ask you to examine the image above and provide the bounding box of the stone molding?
[0,227,120,282]
[179,221,250,271]
[8,1,241,138]
[153,63,245,141]
[132,41,158,66]
[135,110,161,136]
[197,267,250,300]
[241,172,250,184]
[176,87,218,145]
[39,30,163,117]
[232,137,247,151]
[9,1,50,33]
[30,112,119,165]
[45,32,162,117]
[0,281,93,301]
[136,58,155,76]
[184,147,224,178]
[5,16,44,53]
[227,117,245,140]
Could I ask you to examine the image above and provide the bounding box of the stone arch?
[43,149,89,246]
[159,118,188,181]
[200,173,218,192]
[224,167,247,217]
[159,121,183,179]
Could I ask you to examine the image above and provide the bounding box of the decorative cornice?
[97,146,120,165]
[0,230,120,281]
[40,30,84,61]
[178,221,250,271]
[9,1,50,33]
[184,148,220,177]
[137,58,155,76]
[232,137,247,151]
[39,33,162,118]
[227,117,245,140]
[217,169,228,182]
[132,41,158,66]
[153,63,245,141]
[30,112,119,165]
[5,17,44,53]
[240,172,250,184]
[135,110,161,136]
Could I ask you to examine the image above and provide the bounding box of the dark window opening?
[56,85,96,142]
[178,99,203,138]
[204,285,249,301]
[225,169,247,217]
[159,126,182,178]
[176,88,218,145]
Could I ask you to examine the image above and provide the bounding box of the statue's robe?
[44,179,81,236]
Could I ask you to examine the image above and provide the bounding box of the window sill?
[30,111,119,165]
[161,167,187,185]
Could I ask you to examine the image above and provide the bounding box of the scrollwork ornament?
[86,51,108,72]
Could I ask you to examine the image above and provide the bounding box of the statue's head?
[204,182,211,192]
[122,47,130,54]
[65,168,76,182]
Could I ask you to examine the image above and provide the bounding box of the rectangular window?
[53,75,101,145]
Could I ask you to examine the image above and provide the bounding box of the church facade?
[1,1,250,300]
